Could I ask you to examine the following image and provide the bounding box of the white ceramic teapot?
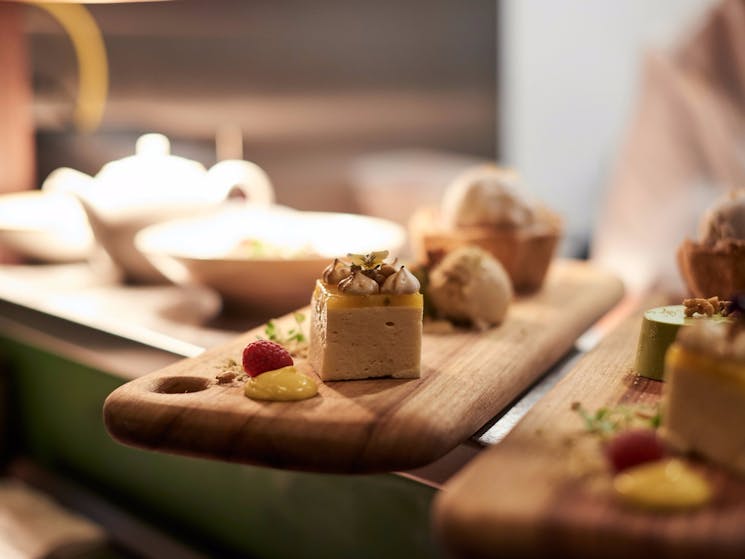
[71,133,275,283]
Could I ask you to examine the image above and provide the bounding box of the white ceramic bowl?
[135,204,407,315]
[0,191,94,262]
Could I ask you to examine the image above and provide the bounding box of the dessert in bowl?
[135,205,407,315]
[678,189,745,297]
[0,167,94,262]
[409,164,561,293]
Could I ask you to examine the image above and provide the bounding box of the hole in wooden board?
[385,321,395,327]
[154,376,210,394]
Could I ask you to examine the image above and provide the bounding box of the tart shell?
[677,238,745,298]
[409,207,562,293]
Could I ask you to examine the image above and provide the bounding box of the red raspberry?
[242,340,293,377]
[604,429,667,473]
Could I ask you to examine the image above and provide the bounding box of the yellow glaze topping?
[313,280,422,310]
[613,459,712,511]
[666,343,745,393]
[244,366,318,401]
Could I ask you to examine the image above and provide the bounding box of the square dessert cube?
[663,343,745,477]
[309,280,423,381]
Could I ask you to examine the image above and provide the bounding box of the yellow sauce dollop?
[613,459,712,511]
[244,366,318,401]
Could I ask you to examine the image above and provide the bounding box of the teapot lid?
[96,133,206,189]
[90,133,209,214]
[134,133,171,156]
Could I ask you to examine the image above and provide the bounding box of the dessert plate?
[434,307,745,559]
[103,260,623,474]
[135,205,407,314]
[0,190,93,262]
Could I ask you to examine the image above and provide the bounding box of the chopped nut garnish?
[683,296,731,317]
[215,358,244,383]
[216,371,238,384]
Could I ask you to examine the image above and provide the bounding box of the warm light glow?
[9,1,169,3]
[30,2,108,132]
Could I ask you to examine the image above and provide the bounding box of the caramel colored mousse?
[308,254,423,381]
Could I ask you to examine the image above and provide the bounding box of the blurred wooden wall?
[0,3,34,193]
[0,3,35,263]
[24,0,497,212]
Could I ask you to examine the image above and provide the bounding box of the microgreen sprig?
[571,402,661,437]
[261,312,308,357]
[347,250,389,270]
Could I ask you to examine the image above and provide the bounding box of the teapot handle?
[207,160,275,206]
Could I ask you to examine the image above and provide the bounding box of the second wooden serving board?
[104,260,623,474]
[434,304,745,559]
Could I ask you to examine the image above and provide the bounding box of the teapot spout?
[207,160,275,206]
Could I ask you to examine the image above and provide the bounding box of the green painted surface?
[1,336,441,559]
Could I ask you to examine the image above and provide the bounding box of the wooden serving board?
[434,305,745,559]
[103,260,623,474]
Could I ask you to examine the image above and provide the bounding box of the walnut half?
[683,296,731,317]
